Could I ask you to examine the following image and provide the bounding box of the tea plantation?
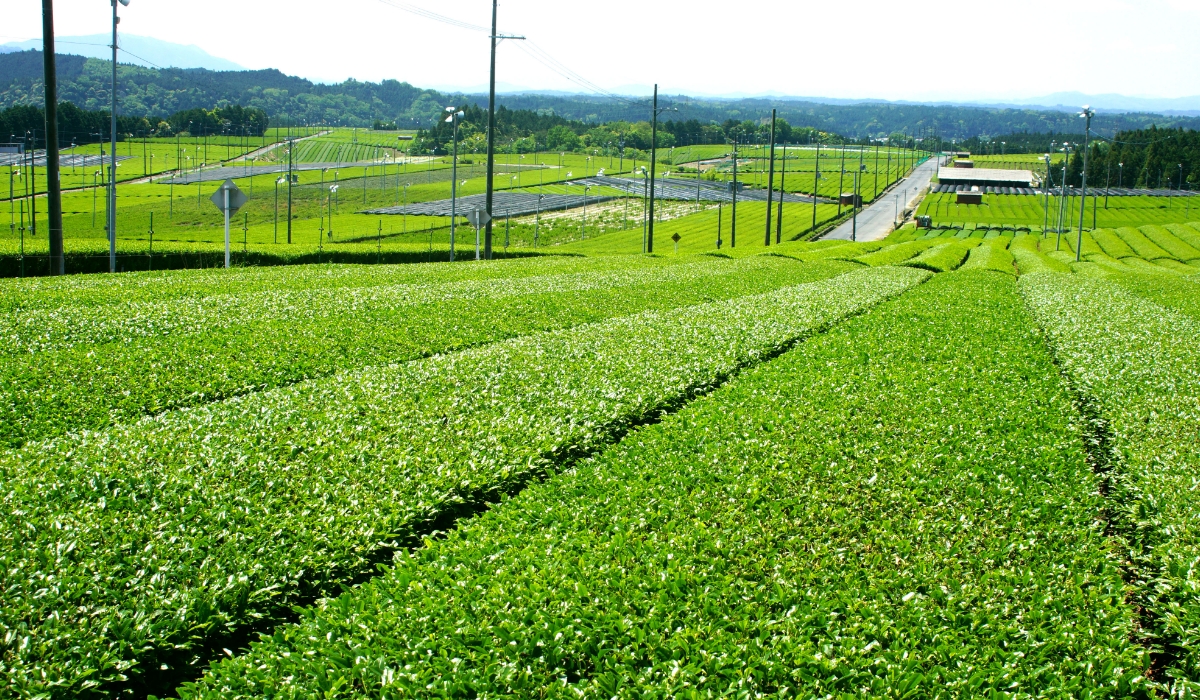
[2,218,1198,698]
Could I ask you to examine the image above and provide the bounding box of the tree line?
[7,51,1200,141]
[0,102,269,148]
[1063,126,1200,190]
[408,109,885,158]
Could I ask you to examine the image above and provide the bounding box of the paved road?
[823,156,940,242]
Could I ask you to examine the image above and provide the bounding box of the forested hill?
[4,49,1200,140]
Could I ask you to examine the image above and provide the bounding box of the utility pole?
[482,0,524,260]
[764,109,776,247]
[42,0,65,275]
[108,0,126,273]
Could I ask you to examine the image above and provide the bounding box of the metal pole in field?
[108,0,128,273]
[223,186,231,269]
[483,1,525,261]
[764,109,776,247]
[776,138,786,243]
[641,171,648,252]
[648,84,659,253]
[852,170,858,241]
[1076,107,1094,261]
[730,137,738,248]
[837,144,846,216]
[447,108,463,262]
[482,1,497,260]
[274,177,281,243]
[856,145,864,229]
[812,141,820,233]
[885,146,891,192]
[1104,162,1111,209]
[535,194,542,247]
[1056,154,1068,251]
[287,137,293,243]
[873,141,879,201]
[717,202,722,249]
[42,0,65,275]
[1042,152,1052,237]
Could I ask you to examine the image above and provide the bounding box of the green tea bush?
[0,266,927,698]
[183,270,1147,698]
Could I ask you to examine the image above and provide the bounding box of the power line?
[375,0,491,33]
[515,41,644,106]
[375,0,643,107]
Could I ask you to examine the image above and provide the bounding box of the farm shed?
[938,167,1035,189]
[953,160,975,168]
[957,190,983,205]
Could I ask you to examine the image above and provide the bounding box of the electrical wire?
[375,0,491,33]
[374,0,647,108]
[515,41,645,106]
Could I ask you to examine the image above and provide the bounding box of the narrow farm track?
[823,156,938,242]
[182,269,1149,698]
[0,265,927,699]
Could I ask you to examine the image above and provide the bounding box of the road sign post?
[467,208,492,261]
[210,179,247,269]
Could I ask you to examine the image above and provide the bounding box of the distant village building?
[956,188,984,205]
[938,167,1035,189]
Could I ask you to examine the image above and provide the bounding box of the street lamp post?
[1042,153,1052,237]
[328,184,338,240]
[1057,144,1070,251]
[446,107,464,262]
[1076,107,1094,261]
[764,108,776,248]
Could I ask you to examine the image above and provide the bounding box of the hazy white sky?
[6,0,1200,100]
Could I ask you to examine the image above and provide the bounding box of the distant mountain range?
[901,93,1200,118]
[0,35,243,72]
[3,41,1200,139]
[3,37,1197,117]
